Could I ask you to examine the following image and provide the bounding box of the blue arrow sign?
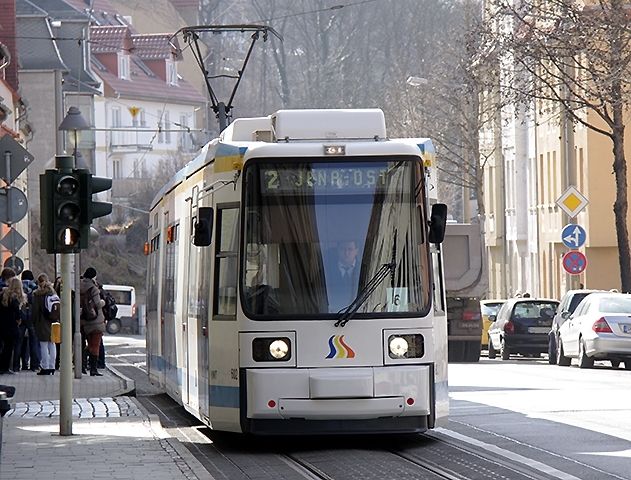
[561,223,586,249]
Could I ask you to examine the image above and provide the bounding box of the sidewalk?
[0,365,210,479]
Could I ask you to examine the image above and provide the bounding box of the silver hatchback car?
[557,292,631,369]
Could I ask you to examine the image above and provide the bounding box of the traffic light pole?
[56,154,74,436]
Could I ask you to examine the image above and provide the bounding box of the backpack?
[20,280,36,322]
[44,293,61,322]
[81,288,98,321]
[101,289,118,321]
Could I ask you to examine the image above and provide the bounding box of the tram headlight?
[252,337,292,362]
[389,336,409,358]
[388,334,424,359]
[269,339,290,359]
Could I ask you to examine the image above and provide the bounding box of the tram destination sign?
[260,164,393,194]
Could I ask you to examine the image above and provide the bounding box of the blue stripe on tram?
[209,385,240,408]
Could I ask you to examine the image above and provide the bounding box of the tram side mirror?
[193,207,214,246]
[428,203,448,244]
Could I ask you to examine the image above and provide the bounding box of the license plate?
[623,324,631,334]
[528,327,549,334]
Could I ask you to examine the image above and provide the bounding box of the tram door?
[184,190,200,412]
[181,212,191,407]
[189,188,211,419]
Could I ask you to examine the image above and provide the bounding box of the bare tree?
[484,0,631,290]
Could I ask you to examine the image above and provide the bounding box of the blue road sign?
[561,224,586,249]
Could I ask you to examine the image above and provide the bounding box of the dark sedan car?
[488,298,559,360]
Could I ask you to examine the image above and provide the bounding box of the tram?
[146,109,449,434]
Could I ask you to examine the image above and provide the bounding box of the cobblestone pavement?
[5,396,143,419]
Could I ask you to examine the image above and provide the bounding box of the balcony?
[109,127,155,152]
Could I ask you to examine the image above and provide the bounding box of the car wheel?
[488,338,497,359]
[548,335,557,365]
[611,360,620,369]
[106,318,121,335]
[624,361,631,371]
[500,339,510,360]
[557,339,571,366]
[578,338,594,369]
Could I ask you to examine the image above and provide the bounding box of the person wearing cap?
[80,267,106,376]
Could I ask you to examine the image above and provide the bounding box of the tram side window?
[163,224,178,314]
[214,206,239,317]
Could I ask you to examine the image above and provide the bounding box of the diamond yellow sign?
[556,186,589,218]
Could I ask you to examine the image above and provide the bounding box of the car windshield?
[241,157,432,319]
[598,296,631,313]
[482,302,503,316]
[512,301,557,320]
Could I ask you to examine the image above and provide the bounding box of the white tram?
[146,109,449,434]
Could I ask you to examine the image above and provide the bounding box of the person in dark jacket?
[80,268,106,376]
[0,277,26,374]
[33,274,60,375]
[13,270,40,372]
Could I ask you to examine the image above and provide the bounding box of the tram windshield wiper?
[335,230,397,328]
[334,262,395,327]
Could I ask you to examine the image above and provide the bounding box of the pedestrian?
[13,270,40,372]
[80,267,106,376]
[0,267,17,373]
[52,277,64,371]
[33,273,60,375]
[97,283,116,369]
[0,267,16,289]
[0,277,26,374]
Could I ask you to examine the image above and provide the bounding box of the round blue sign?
[561,224,586,249]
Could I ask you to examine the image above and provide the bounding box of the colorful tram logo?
[326,335,356,359]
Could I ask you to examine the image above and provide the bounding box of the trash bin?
[0,391,11,457]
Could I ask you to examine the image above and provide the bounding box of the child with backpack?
[33,273,60,375]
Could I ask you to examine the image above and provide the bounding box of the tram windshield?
[241,157,432,319]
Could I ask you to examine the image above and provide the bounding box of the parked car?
[556,292,631,369]
[480,299,505,349]
[548,289,604,364]
[488,298,559,360]
[102,284,137,335]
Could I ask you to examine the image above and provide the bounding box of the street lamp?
[58,106,90,170]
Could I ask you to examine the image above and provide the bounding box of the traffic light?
[78,170,112,248]
[40,169,82,253]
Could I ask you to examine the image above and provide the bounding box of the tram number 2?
[230,369,238,381]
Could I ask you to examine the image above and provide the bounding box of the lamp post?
[57,106,90,435]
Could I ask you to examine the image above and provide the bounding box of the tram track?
[135,392,568,480]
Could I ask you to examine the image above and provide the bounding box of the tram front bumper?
[245,366,431,420]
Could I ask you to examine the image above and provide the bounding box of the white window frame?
[164,111,171,144]
[118,53,130,80]
[167,59,178,86]
[112,158,122,179]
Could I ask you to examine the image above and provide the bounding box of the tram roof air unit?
[272,109,387,142]
[223,109,388,143]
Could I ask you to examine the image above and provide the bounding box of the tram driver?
[326,240,361,313]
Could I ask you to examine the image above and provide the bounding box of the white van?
[102,284,137,334]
